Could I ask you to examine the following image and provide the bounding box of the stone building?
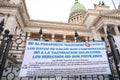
[0,0,120,79]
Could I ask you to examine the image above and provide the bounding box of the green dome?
[70,0,86,14]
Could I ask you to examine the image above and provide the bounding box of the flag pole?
[111,0,117,9]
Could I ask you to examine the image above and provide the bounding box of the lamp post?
[39,27,42,40]
[107,28,120,79]
[74,30,79,80]
[74,30,78,42]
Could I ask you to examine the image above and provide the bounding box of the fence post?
[107,29,120,79]
[0,30,9,60]
[0,19,5,61]
[0,19,4,35]
[0,30,13,80]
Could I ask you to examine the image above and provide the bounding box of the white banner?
[113,36,120,54]
[19,40,111,77]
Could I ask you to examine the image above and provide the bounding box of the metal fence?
[0,20,120,80]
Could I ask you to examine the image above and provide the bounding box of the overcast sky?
[25,0,120,22]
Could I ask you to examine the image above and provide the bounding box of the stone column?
[114,25,120,35]
[71,19,73,23]
[103,25,107,36]
[91,27,98,40]
[85,36,88,42]
[73,18,75,23]
[52,34,55,41]
[74,37,77,42]
[5,15,17,34]
[75,17,77,23]
[63,35,66,42]
[40,35,43,41]
[96,32,101,40]
[27,32,31,39]
[103,25,109,45]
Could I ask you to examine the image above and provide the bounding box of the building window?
[30,33,39,39]
[66,35,74,42]
[43,34,52,41]
[55,35,63,42]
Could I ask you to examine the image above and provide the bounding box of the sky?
[25,0,120,23]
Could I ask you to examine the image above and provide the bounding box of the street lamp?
[74,30,78,42]
[39,27,42,40]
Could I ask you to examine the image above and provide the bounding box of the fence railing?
[0,19,120,80]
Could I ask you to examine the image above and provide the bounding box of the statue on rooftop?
[99,1,105,6]
[102,1,105,5]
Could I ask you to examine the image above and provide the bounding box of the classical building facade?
[0,0,120,61]
[0,0,120,79]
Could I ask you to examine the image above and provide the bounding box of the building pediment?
[83,9,120,29]
[82,10,100,28]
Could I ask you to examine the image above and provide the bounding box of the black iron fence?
[0,19,120,80]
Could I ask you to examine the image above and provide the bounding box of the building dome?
[70,0,86,14]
